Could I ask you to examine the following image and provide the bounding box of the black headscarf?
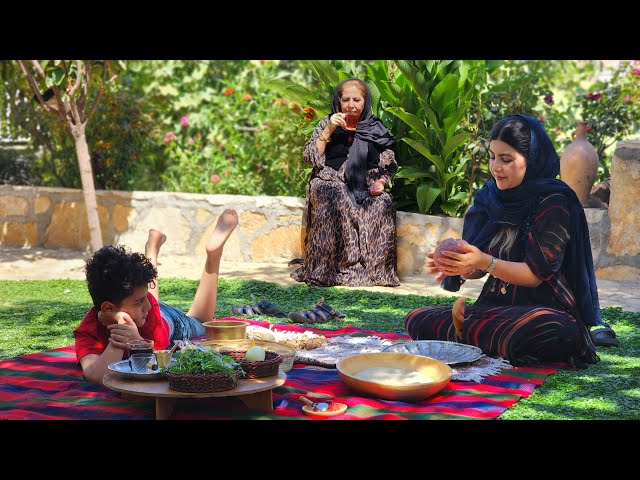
[329,78,395,205]
[443,114,603,329]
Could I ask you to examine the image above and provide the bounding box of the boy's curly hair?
[85,245,157,307]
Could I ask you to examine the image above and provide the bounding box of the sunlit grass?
[0,278,638,420]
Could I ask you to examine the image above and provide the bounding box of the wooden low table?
[103,371,286,420]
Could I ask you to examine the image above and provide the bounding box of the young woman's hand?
[425,252,448,283]
[436,243,488,277]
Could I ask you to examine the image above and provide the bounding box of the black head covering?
[329,78,395,205]
[443,115,603,332]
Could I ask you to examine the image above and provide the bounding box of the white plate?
[107,359,170,381]
[383,340,483,365]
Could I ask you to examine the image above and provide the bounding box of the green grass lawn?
[1,278,638,420]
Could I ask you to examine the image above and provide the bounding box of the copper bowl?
[202,320,250,341]
[336,352,452,401]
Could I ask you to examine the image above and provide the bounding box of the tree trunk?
[73,127,103,252]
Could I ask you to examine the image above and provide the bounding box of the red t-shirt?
[73,293,170,364]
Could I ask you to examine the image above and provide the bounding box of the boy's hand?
[107,314,141,350]
[98,310,130,327]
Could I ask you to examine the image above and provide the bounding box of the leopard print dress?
[290,117,400,287]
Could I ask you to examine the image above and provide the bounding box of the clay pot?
[560,121,599,207]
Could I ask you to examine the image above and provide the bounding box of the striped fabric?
[0,319,556,420]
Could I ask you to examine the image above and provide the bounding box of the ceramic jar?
[560,121,599,207]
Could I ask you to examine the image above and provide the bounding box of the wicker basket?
[164,370,237,393]
[199,339,295,373]
[225,350,283,379]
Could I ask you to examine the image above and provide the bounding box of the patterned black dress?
[404,193,598,367]
[291,117,400,287]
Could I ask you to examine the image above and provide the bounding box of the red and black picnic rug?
[0,320,556,420]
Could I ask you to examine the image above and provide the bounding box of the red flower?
[305,114,313,120]
[586,125,594,132]
[223,87,235,96]
[243,94,253,101]
[210,174,221,184]
[162,131,176,144]
[543,95,554,106]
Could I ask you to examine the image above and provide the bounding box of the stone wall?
[600,140,640,281]
[0,180,635,280]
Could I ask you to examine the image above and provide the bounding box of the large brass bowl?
[336,352,452,401]
[202,320,249,341]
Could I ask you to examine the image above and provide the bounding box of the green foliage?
[127,60,313,197]
[465,60,597,196]
[573,61,640,180]
[383,60,481,216]
[1,278,639,419]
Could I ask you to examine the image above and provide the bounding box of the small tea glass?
[344,112,359,131]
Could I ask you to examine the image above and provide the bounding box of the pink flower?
[539,115,547,124]
[262,122,270,129]
[624,95,631,102]
[633,68,640,76]
[544,95,554,106]
[197,134,202,140]
[210,174,221,184]
[162,131,176,144]
[187,138,195,145]
[180,115,189,127]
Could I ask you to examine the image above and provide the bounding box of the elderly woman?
[291,78,400,288]
[404,114,618,368]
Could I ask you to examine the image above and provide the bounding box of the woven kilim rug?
[0,319,556,420]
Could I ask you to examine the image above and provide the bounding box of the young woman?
[405,114,617,368]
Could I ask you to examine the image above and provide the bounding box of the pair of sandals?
[231,297,346,324]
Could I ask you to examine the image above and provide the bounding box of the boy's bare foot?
[452,296,466,339]
[206,209,238,255]
[145,229,167,255]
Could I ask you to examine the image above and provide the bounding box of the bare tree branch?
[68,60,83,97]
[78,61,90,112]
[31,60,46,79]
[84,86,103,126]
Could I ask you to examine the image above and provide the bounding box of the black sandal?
[590,324,619,347]
[231,299,287,318]
[288,297,346,324]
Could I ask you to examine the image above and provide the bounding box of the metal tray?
[382,340,483,365]
[107,359,168,381]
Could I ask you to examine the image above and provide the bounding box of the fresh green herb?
[166,349,242,380]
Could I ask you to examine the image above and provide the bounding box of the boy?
[73,209,238,384]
